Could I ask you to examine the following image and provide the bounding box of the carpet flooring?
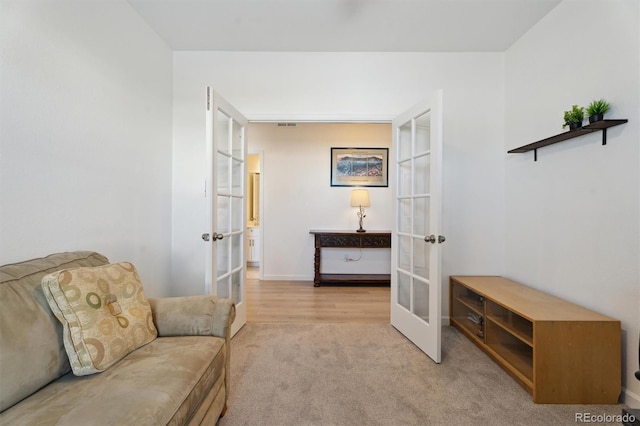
[218,323,625,426]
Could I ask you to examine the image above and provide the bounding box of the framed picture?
[330,147,389,187]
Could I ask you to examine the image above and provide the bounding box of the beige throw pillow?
[41,262,157,376]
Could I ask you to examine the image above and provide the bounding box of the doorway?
[244,104,444,363]
[246,122,393,279]
[246,153,261,280]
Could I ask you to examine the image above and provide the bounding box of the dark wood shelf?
[508,119,628,161]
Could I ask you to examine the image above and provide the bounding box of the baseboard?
[624,386,640,408]
[260,274,314,281]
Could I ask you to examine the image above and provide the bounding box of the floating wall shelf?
[508,119,628,161]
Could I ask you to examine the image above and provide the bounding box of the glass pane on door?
[217,153,230,193]
[231,158,242,195]
[217,196,230,233]
[398,198,411,234]
[231,233,242,269]
[413,197,429,236]
[398,160,412,197]
[414,154,430,195]
[216,236,229,278]
[413,278,430,322]
[231,196,242,232]
[398,271,410,310]
[413,237,429,279]
[217,110,230,153]
[415,111,431,153]
[232,120,243,158]
[398,235,411,272]
[398,122,412,161]
[217,276,230,298]
[232,270,242,304]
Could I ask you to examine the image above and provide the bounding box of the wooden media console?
[450,275,621,404]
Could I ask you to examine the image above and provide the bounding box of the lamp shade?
[350,189,370,207]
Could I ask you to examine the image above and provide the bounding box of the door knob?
[202,233,224,241]
[438,235,446,243]
[425,235,436,243]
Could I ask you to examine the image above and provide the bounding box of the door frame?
[242,113,445,345]
[246,150,264,281]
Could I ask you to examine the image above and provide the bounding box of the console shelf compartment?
[486,300,533,346]
[485,318,534,383]
[450,276,621,404]
[455,294,483,317]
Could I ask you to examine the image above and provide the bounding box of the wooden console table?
[309,230,391,287]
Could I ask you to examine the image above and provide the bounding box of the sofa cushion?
[0,252,109,412]
[41,262,158,376]
[0,336,226,426]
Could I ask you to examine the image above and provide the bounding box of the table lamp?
[351,189,370,233]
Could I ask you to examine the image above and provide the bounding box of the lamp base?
[356,207,366,233]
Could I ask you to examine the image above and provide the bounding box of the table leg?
[313,241,321,287]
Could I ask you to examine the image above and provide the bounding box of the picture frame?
[330,147,389,187]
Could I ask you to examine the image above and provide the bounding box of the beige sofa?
[0,251,235,425]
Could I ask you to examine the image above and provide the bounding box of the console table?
[309,230,391,287]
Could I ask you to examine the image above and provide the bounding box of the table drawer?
[318,234,360,247]
[362,234,391,247]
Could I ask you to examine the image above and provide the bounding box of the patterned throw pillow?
[41,262,157,376]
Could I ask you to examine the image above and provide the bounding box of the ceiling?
[127,0,562,52]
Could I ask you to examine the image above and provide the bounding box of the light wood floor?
[246,275,390,323]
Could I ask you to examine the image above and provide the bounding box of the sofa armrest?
[149,295,236,339]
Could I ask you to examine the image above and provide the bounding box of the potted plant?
[563,105,584,130]
[586,99,610,123]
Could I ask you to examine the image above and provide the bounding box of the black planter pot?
[569,121,583,131]
[588,113,604,124]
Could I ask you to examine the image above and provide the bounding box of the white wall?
[0,1,174,297]
[172,52,506,315]
[505,0,640,406]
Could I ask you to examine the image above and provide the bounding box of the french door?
[204,88,248,337]
[391,90,444,363]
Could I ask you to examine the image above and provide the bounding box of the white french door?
[204,88,248,337]
[391,90,444,363]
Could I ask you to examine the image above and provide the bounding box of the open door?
[204,88,248,337]
[391,90,444,363]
